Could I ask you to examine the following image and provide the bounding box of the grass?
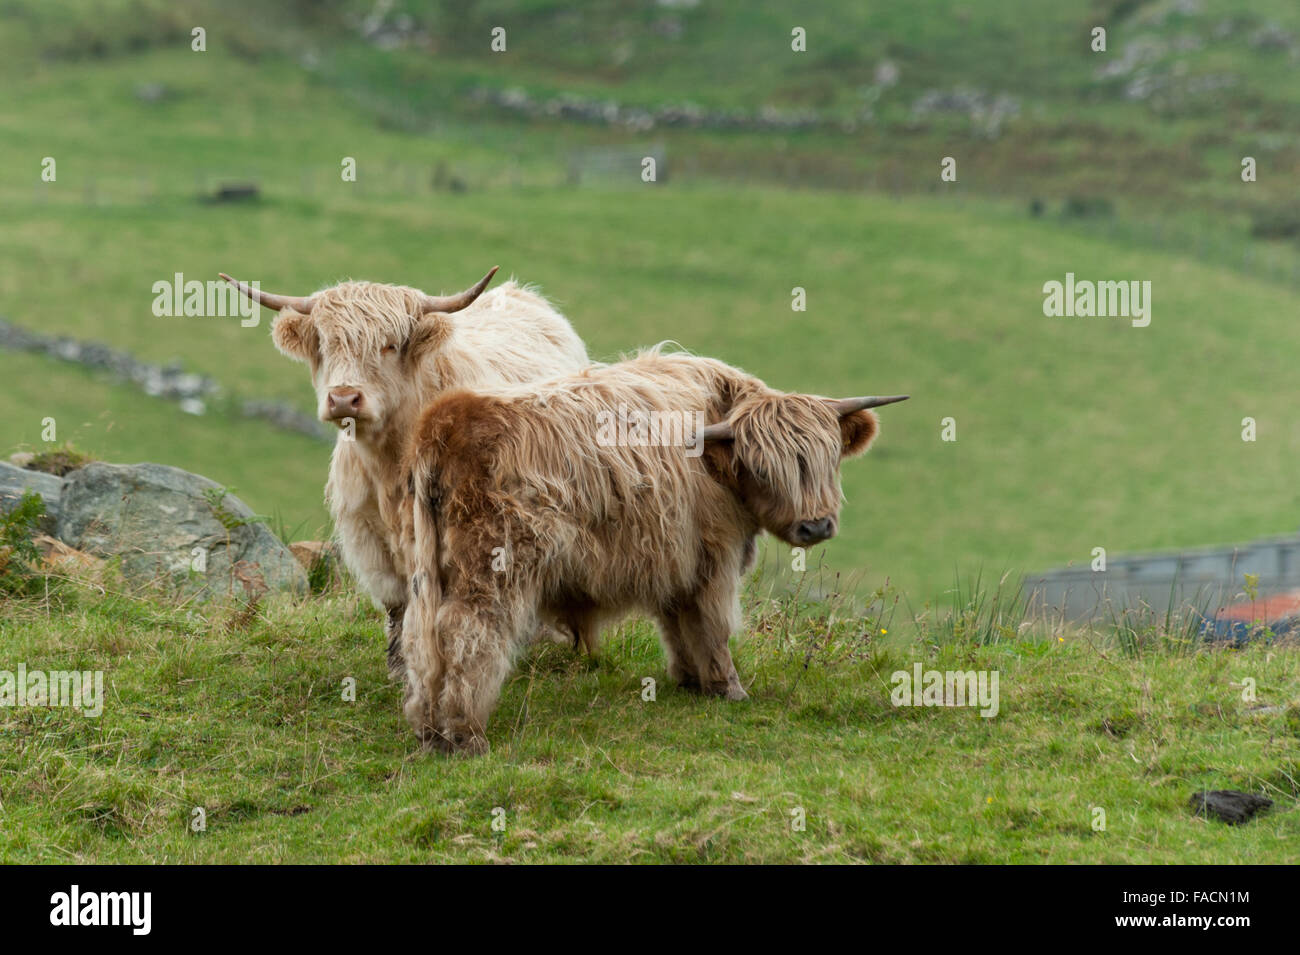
[0,577,1295,863]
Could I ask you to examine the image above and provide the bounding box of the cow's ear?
[271,311,318,363]
[405,314,452,366]
[701,440,738,489]
[839,409,878,458]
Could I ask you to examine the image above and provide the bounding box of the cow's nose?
[327,389,362,419]
[794,517,834,545]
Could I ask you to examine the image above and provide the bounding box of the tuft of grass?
[0,491,46,596]
[303,549,342,596]
[23,442,94,477]
[265,509,310,548]
[917,570,1029,647]
[1105,575,1242,658]
[200,486,267,532]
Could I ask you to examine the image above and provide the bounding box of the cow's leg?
[425,597,530,756]
[654,613,702,691]
[563,606,601,657]
[385,604,406,679]
[329,450,409,676]
[677,580,747,702]
[400,570,449,749]
[333,506,408,676]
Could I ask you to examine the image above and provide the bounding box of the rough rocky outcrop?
[53,462,307,598]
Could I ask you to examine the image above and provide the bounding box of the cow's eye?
[381,343,398,356]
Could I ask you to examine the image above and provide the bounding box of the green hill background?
[5,0,1300,601]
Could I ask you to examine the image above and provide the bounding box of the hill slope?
[1,586,1296,862]
[4,3,1300,600]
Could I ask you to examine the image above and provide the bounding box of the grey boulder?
[56,462,307,598]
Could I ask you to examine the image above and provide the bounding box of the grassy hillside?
[1,582,1296,863]
[4,1,1300,601]
[7,184,1300,596]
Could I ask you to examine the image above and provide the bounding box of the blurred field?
[5,0,1300,600]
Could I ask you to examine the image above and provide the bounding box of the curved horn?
[828,395,909,415]
[699,421,734,441]
[219,274,318,314]
[419,266,499,314]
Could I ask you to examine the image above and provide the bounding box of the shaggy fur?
[269,277,588,670]
[398,350,884,755]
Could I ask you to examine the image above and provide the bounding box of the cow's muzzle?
[792,517,836,545]
[326,388,363,422]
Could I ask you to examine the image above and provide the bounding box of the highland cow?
[220,268,588,670]
[398,350,907,754]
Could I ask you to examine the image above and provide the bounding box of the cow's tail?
[397,453,443,691]
[407,455,443,609]
[399,452,450,746]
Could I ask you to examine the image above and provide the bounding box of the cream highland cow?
[398,349,907,755]
[220,268,588,670]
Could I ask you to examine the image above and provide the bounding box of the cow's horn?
[219,274,318,314]
[828,395,910,415]
[699,421,734,441]
[419,266,499,314]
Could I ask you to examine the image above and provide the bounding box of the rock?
[1188,790,1273,825]
[210,182,260,203]
[9,452,34,467]
[874,60,900,87]
[0,460,60,532]
[134,83,170,103]
[0,319,246,431]
[56,462,307,598]
[1250,22,1294,52]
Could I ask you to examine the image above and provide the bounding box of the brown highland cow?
[398,349,906,754]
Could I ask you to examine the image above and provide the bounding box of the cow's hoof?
[411,722,440,751]
[455,735,489,757]
[702,679,748,701]
[433,725,489,757]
